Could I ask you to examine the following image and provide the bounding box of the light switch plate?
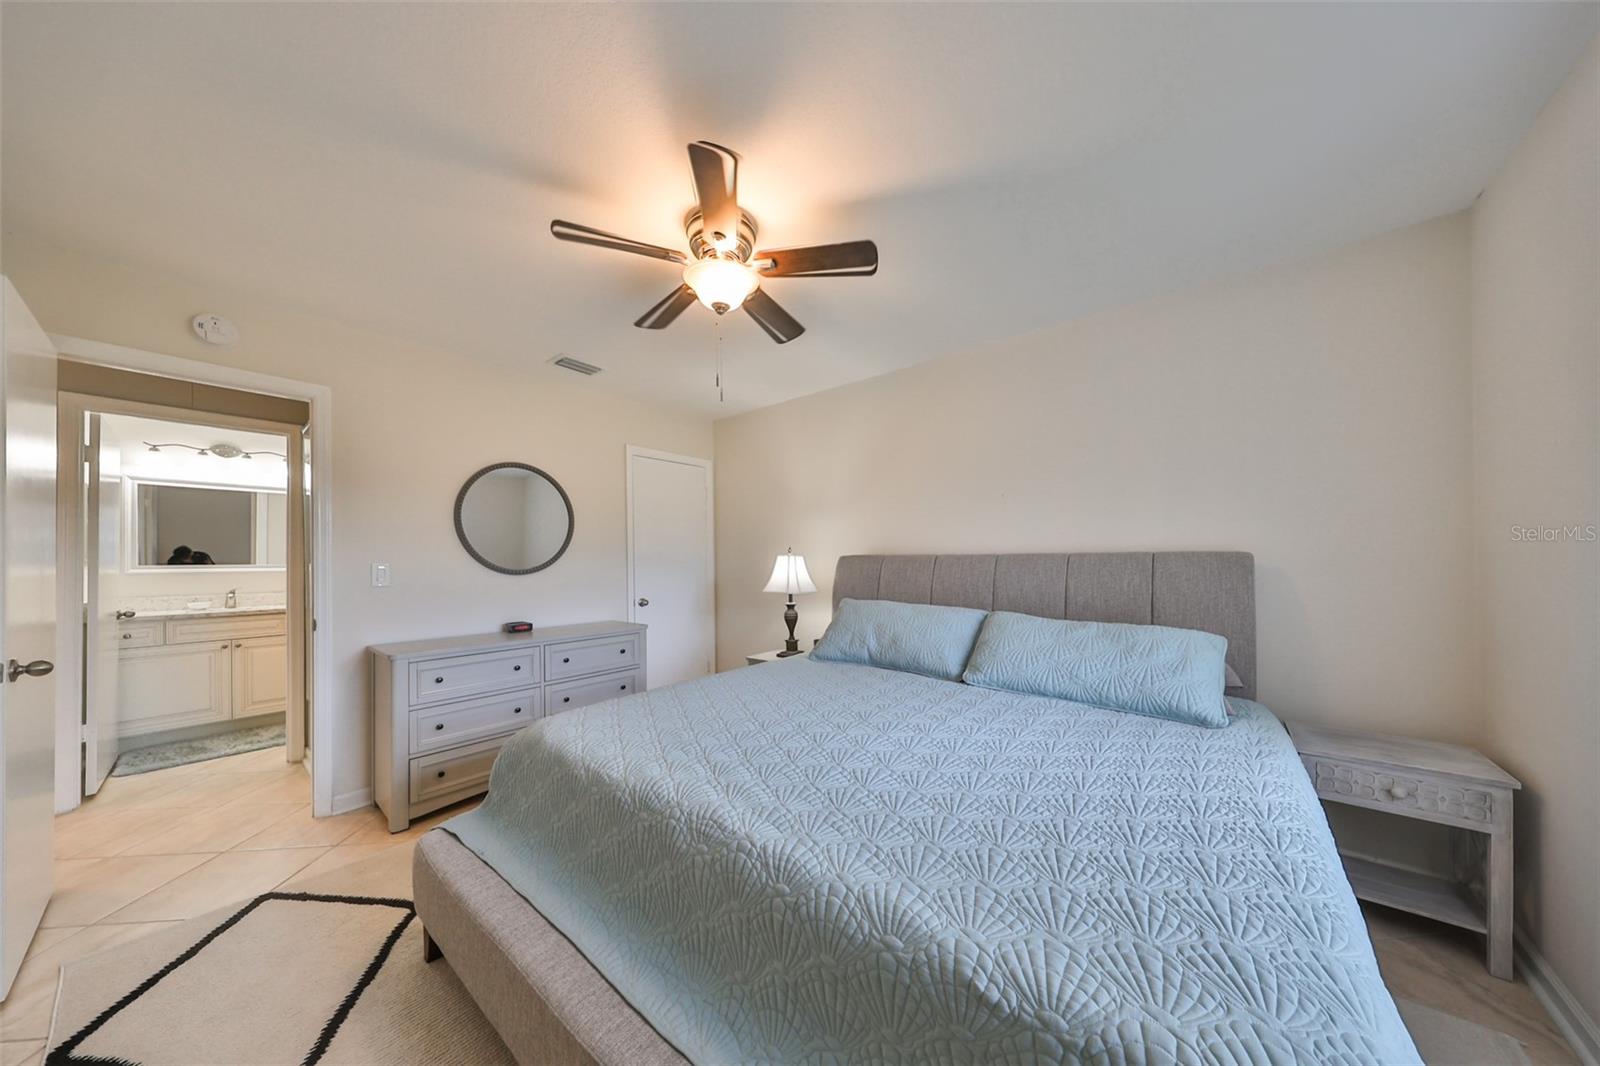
[371,563,390,587]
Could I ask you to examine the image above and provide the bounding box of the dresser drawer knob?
[514,664,522,671]
[620,684,627,691]
[562,657,570,664]
[619,648,627,654]
[122,633,131,640]
[435,676,444,684]
[436,770,446,779]
[562,696,570,703]
[434,723,444,731]
[513,707,522,714]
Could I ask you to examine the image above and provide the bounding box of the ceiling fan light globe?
[683,256,758,315]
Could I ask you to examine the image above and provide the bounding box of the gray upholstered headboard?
[832,552,1256,699]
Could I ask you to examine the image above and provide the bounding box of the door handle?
[637,598,650,607]
[6,659,54,683]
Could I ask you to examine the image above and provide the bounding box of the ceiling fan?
[550,141,878,344]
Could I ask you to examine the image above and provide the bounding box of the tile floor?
[0,749,1580,1065]
[1365,905,1579,1064]
[0,746,476,1064]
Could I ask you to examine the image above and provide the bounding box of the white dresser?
[117,608,289,739]
[370,620,647,832]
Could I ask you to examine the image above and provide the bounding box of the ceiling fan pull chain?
[715,318,724,403]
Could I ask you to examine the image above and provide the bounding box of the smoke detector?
[191,313,239,346]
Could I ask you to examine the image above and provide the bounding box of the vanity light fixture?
[141,441,286,461]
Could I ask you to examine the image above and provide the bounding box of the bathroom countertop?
[119,605,287,622]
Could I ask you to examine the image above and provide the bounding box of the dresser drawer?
[1305,756,1498,828]
[118,620,165,649]
[166,613,286,645]
[410,688,541,754]
[409,648,540,707]
[409,736,509,804]
[547,669,641,715]
[545,633,639,681]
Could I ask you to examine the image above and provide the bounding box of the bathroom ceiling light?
[140,441,287,461]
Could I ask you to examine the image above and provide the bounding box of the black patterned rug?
[45,847,511,1066]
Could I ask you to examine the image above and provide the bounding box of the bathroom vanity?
[116,607,288,739]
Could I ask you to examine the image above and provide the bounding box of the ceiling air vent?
[551,355,603,376]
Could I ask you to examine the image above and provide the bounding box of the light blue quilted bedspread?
[444,657,1419,1065]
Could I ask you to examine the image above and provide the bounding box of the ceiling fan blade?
[634,285,697,330]
[756,240,878,277]
[550,219,686,265]
[688,141,741,247]
[742,288,805,344]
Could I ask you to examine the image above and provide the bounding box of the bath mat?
[110,723,286,776]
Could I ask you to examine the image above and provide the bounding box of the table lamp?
[762,549,816,657]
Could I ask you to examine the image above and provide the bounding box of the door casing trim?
[50,334,336,817]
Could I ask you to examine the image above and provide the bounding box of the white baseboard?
[1517,926,1600,1066]
[330,786,374,815]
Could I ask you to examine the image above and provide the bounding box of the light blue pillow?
[811,598,989,681]
[962,612,1231,728]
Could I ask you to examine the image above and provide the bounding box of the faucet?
[225,588,237,609]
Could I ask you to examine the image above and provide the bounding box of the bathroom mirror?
[454,463,574,575]
[131,481,288,569]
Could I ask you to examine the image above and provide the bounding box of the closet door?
[626,447,713,687]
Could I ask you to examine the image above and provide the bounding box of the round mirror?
[453,463,574,575]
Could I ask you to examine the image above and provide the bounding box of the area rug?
[110,723,286,776]
[46,844,512,1065]
[1396,997,1534,1065]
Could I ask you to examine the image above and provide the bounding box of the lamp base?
[778,599,801,657]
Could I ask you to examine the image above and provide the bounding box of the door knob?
[637,598,650,607]
[6,659,54,683]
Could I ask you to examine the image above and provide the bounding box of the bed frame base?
[412,830,687,1066]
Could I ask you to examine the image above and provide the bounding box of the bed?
[414,552,1420,1064]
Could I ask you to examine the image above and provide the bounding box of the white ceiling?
[4,3,1595,417]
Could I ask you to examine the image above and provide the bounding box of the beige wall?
[1471,38,1600,1030]
[2,233,713,806]
[717,215,1478,746]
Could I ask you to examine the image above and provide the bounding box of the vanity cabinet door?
[231,636,288,718]
[117,642,232,737]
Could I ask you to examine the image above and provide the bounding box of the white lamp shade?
[763,552,816,595]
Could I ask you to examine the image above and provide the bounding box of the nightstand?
[1287,721,1521,979]
[745,648,808,665]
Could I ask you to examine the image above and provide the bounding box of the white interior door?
[83,414,120,794]
[1,278,59,1000]
[285,425,307,763]
[627,448,713,688]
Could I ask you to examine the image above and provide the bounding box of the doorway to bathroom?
[56,362,314,811]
